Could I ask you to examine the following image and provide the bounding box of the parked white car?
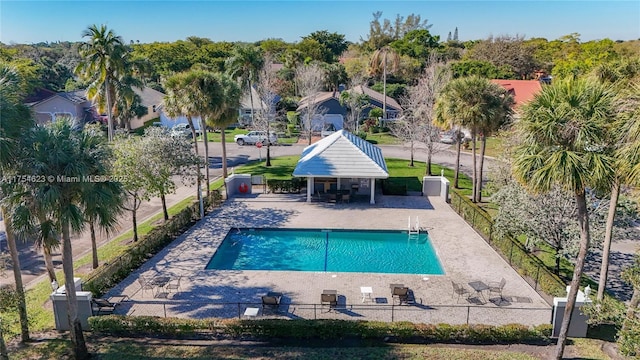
[234,131,277,146]
[171,123,202,138]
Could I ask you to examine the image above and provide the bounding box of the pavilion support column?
[306,177,313,203]
[370,178,376,204]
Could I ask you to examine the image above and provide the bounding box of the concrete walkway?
[109,191,551,326]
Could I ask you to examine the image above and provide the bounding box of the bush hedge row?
[381,180,407,195]
[89,316,552,344]
[267,178,302,194]
[83,190,222,296]
[450,190,566,297]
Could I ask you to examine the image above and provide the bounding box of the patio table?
[468,281,489,304]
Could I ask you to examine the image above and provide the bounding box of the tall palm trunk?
[37,213,58,282]
[90,221,98,269]
[454,138,462,188]
[187,115,203,218]
[221,130,229,179]
[597,180,620,301]
[61,221,89,360]
[42,242,57,281]
[106,80,114,142]
[247,77,254,125]
[471,131,478,202]
[555,191,591,360]
[202,118,210,197]
[2,208,29,342]
[476,135,487,202]
[382,52,387,120]
[160,192,169,221]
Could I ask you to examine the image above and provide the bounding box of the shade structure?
[293,130,388,204]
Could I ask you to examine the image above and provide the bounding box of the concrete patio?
[107,192,552,326]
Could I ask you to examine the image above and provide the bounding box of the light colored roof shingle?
[293,130,388,178]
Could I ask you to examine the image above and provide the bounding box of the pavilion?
[292,130,389,204]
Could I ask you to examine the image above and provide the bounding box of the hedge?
[83,190,222,296]
[381,180,407,195]
[450,189,566,297]
[267,178,302,194]
[89,316,552,344]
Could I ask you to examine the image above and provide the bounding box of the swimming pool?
[205,228,444,274]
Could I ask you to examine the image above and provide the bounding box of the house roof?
[133,87,165,108]
[346,85,402,111]
[25,88,88,107]
[293,130,389,178]
[24,88,57,105]
[490,80,543,109]
[296,86,402,112]
[296,92,339,111]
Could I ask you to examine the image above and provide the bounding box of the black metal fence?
[118,299,551,327]
[449,190,566,302]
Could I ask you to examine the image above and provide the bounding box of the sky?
[1,1,639,45]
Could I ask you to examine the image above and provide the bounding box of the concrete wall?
[422,176,450,201]
[225,174,252,198]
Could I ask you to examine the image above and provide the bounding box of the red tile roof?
[490,79,543,110]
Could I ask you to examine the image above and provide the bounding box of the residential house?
[131,87,165,129]
[238,86,270,126]
[490,79,543,116]
[25,88,95,125]
[296,86,402,133]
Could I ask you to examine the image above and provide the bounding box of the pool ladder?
[408,216,420,236]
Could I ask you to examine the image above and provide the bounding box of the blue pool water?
[205,228,444,274]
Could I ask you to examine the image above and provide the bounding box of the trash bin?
[551,287,592,338]
[50,278,93,331]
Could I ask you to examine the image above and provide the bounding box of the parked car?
[171,123,202,138]
[234,131,278,146]
[439,130,466,144]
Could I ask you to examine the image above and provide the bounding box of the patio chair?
[321,290,338,311]
[341,193,350,203]
[92,297,126,316]
[488,278,506,301]
[165,276,182,295]
[391,286,410,305]
[261,291,283,314]
[137,276,155,297]
[452,281,471,303]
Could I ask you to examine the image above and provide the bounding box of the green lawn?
[456,136,505,159]
[365,131,402,145]
[10,339,543,360]
[9,335,615,360]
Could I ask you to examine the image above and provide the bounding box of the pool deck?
[108,192,552,326]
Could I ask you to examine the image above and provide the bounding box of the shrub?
[89,316,551,344]
[266,178,302,194]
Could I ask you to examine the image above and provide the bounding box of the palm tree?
[75,24,126,142]
[591,61,640,301]
[205,73,241,179]
[369,46,399,120]
[164,71,207,216]
[512,78,616,360]
[435,76,513,200]
[0,62,33,343]
[226,45,264,125]
[22,119,117,360]
[81,130,125,269]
